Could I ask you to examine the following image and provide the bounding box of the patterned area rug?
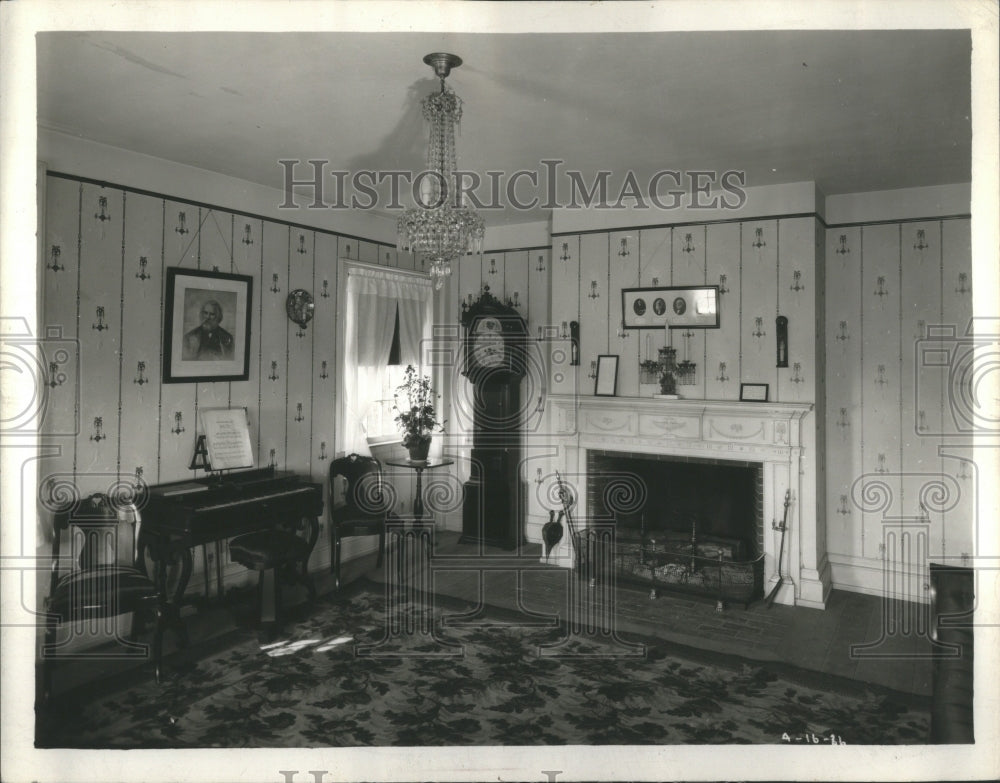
[37,586,931,747]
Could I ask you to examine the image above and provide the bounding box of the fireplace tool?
[765,489,792,608]
[554,471,583,569]
[542,508,565,563]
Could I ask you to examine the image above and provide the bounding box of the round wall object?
[286,289,315,329]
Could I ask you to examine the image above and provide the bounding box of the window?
[361,362,408,442]
[360,307,406,440]
[340,265,433,454]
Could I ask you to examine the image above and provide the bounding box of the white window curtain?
[341,266,433,455]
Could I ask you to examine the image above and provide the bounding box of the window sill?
[366,434,402,448]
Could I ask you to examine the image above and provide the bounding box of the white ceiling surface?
[37,31,971,226]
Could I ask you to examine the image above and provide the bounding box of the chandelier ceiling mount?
[423,52,462,80]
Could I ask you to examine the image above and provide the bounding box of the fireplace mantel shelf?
[564,395,812,420]
[546,394,813,451]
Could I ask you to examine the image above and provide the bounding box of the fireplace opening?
[587,450,764,559]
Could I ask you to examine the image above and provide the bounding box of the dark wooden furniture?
[138,467,322,627]
[41,493,167,703]
[328,454,392,591]
[228,517,318,641]
[384,457,454,592]
[384,457,455,523]
[930,563,974,743]
[459,286,527,549]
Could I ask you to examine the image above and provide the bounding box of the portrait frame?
[594,354,620,397]
[739,382,770,402]
[163,267,253,383]
[621,285,721,329]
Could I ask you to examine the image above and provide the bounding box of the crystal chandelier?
[397,53,485,289]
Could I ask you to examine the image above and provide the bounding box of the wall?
[35,136,975,606]
[548,217,819,403]
[823,185,973,599]
[37,155,407,596]
[39,129,397,244]
[438,185,826,564]
[489,180,973,605]
[542,199,824,597]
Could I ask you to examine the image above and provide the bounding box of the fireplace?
[542,394,829,608]
[587,451,763,559]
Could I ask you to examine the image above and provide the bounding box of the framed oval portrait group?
[621,285,720,329]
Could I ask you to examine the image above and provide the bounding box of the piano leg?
[257,568,280,643]
[201,546,211,598]
[214,540,225,598]
[143,537,189,650]
[175,546,194,607]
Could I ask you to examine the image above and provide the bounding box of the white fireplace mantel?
[543,394,829,609]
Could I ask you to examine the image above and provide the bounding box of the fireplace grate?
[572,530,765,607]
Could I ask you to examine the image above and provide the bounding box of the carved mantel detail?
[545,395,826,608]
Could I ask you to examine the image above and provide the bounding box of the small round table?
[384,457,455,522]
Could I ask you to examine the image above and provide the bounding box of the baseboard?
[797,554,832,609]
[828,553,931,604]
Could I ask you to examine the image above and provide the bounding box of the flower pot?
[406,437,431,463]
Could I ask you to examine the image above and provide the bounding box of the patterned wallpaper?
[548,218,819,403]
[39,171,975,596]
[528,210,974,593]
[503,217,823,558]
[39,173,410,584]
[823,218,974,577]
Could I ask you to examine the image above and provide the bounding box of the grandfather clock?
[460,286,527,549]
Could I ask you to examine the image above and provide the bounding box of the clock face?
[475,317,502,335]
[472,317,505,368]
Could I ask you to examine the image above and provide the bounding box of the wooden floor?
[44,530,936,700]
[367,531,934,697]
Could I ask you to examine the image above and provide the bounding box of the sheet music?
[199,407,254,471]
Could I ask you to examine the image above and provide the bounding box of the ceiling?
[37,30,972,226]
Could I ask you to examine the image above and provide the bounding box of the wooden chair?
[41,492,166,704]
[930,563,975,743]
[228,510,318,641]
[329,454,392,590]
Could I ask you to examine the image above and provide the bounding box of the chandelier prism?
[397,53,485,289]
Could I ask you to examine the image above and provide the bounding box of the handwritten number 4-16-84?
[781,733,846,744]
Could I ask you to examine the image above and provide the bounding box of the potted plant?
[393,365,445,463]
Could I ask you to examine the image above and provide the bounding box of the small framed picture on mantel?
[739,383,769,402]
[594,354,619,397]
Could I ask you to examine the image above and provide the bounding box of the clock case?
[459,287,528,549]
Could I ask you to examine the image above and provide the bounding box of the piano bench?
[230,530,312,571]
[229,530,316,640]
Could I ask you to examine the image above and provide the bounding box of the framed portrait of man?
[163,267,253,383]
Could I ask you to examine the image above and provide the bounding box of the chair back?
[48,492,142,589]
[329,453,389,515]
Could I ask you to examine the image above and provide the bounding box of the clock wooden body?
[459,288,528,549]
